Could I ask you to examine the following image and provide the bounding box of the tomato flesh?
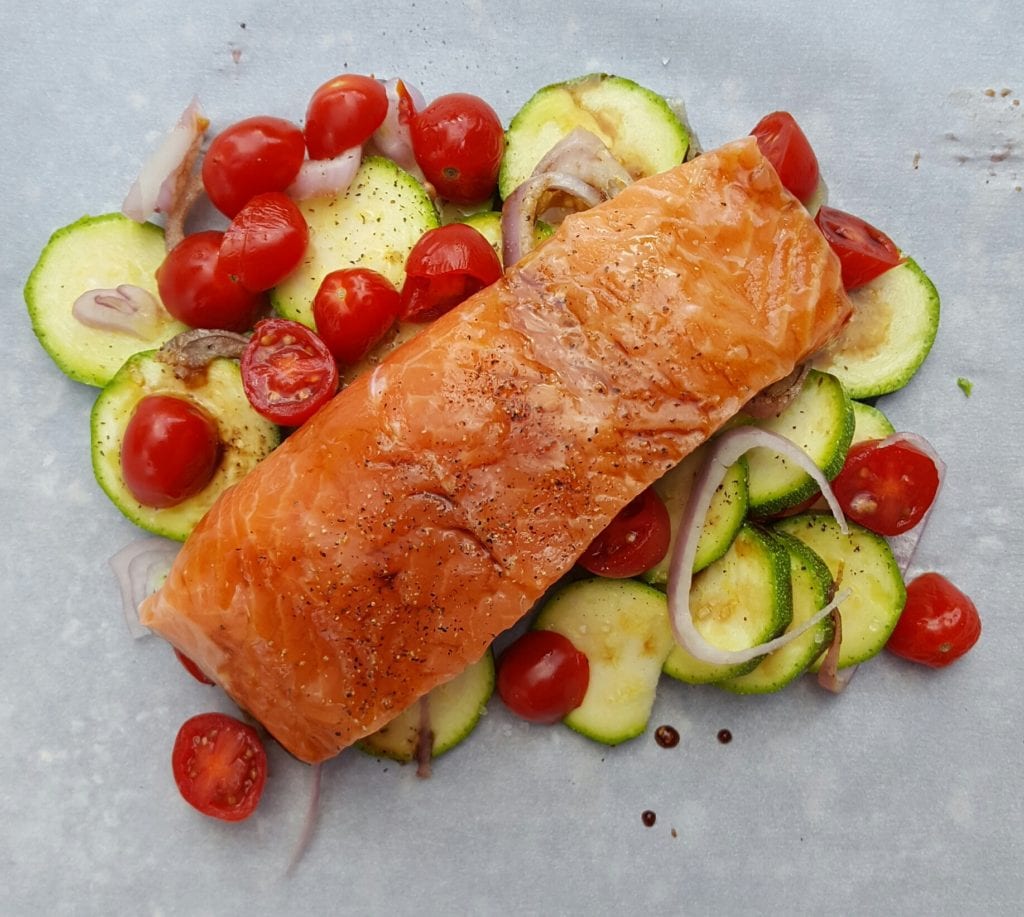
[751,111,820,203]
[578,487,672,578]
[312,267,401,365]
[815,206,904,289]
[497,630,590,723]
[174,648,215,685]
[241,318,339,426]
[120,395,221,508]
[831,438,939,536]
[304,73,388,160]
[201,115,306,218]
[411,93,505,203]
[172,712,267,822]
[219,191,309,292]
[886,572,981,667]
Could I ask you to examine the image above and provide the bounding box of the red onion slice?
[109,537,179,639]
[742,363,810,419]
[287,146,362,200]
[285,763,323,876]
[415,695,434,780]
[72,284,160,339]
[533,128,633,199]
[369,78,425,178]
[667,426,849,665]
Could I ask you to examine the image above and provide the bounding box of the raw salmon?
[140,138,851,764]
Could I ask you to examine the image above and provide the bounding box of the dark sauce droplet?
[641,810,657,828]
[717,728,733,744]
[654,724,680,748]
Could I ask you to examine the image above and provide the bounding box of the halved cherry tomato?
[831,438,939,536]
[578,487,672,578]
[497,630,590,724]
[411,93,505,203]
[120,395,221,508]
[751,111,820,203]
[175,648,215,686]
[241,318,338,426]
[312,267,401,365]
[156,231,266,332]
[400,223,502,322]
[304,73,388,160]
[219,191,308,292]
[886,572,981,667]
[815,206,904,289]
[201,115,306,218]
[172,712,267,822]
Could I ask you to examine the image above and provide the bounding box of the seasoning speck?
[641,810,657,827]
[717,728,733,744]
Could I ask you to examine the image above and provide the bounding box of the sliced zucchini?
[851,400,896,444]
[663,524,792,684]
[498,73,690,199]
[745,370,854,516]
[774,513,906,668]
[358,652,494,762]
[812,258,940,398]
[643,449,748,584]
[271,156,439,327]
[24,213,187,387]
[534,578,674,746]
[91,351,280,541]
[459,211,554,268]
[718,532,836,694]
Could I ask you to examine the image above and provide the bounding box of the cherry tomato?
[120,395,221,508]
[219,192,309,292]
[400,223,502,322]
[201,116,306,218]
[174,648,215,685]
[815,206,904,289]
[241,318,338,426]
[411,93,505,203]
[172,712,267,822]
[886,572,981,668]
[497,630,590,723]
[578,487,672,578]
[156,231,266,332]
[831,438,940,536]
[312,268,401,365]
[751,111,820,203]
[304,73,388,160]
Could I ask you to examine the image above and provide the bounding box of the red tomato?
[172,712,267,822]
[241,318,338,426]
[304,73,388,160]
[400,223,502,322]
[831,438,940,536]
[120,395,221,508]
[411,93,505,203]
[312,267,401,365]
[497,630,590,723]
[578,487,672,578]
[751,111,820,203]
[219,192,308,292]
[815,206,904,289]
[174,649,215,685]
[201,116,306,218]
[886,572,981,668]
[156,231,266,332]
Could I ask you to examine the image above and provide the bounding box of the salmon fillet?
[140,138,851,764]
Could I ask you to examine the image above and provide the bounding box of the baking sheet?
[2,1,1021,913]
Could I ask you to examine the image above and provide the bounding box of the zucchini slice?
[24,214,187,387]
[851,400,896,444]
[458,210,554,268]
[811,258,940,398]
[534,578,674,746]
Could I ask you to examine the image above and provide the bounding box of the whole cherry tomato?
[751,111,820,203]
[815,206,904,289]
[172,712,267,822]
[241,318,339,426]
[219,191,309,292]
[886,572,981,667]
[304,73,388,160]
[201,116,306,218]
[831,438,940,536]
[312,267,401,365]
[156,231,266,332]
[411,93,505,203]
[578,487,672,578]
[497,630,590,723]
[400,223,502,322]
[120,394,221,508]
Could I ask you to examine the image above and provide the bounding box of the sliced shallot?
[109,537,179,639]
[532,128,634,199]
[369,78,426,178]
[285,763,323,877]
[72,284,160,339]
[287,146,362,200]
[881,431,947,576]
[742,363,810,419]
[156,327,249,378]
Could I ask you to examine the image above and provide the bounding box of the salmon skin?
[140,138,851,764]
